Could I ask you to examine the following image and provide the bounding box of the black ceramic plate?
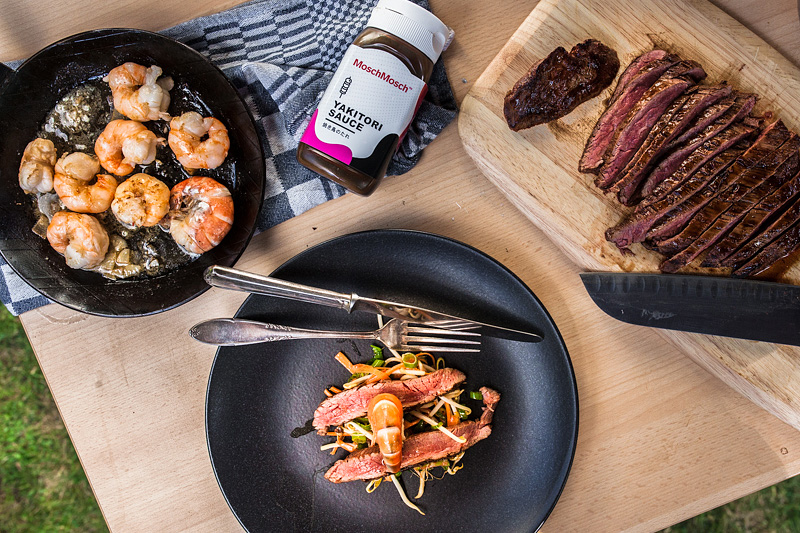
[206,230,578,533]
[0,29,264,316]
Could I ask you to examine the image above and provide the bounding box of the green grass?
[0,307,107,532]
[1,305,799,532]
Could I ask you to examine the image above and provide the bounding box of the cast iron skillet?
[0,29,265,317]
[206,230,579,532]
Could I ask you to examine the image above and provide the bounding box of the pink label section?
[300,110,353,165]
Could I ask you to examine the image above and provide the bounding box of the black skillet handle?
[0,63,12,87]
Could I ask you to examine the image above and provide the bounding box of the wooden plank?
[460,0,800,431]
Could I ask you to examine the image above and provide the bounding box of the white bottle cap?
[366,0,454,64]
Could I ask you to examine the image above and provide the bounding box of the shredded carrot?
[329,386,342,394]
[324,389,333,397]
[335,352,355,373]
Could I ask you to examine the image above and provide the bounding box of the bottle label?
[300,45,427,177]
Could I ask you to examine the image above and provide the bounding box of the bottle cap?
[366,0,454,64]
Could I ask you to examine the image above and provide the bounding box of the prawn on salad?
[104,62,173,122]
[53,152,117,213]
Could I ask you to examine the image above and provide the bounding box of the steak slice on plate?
[325,387,500,483]
[312,368,465,432]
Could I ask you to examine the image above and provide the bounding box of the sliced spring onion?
[435,357,445,370]
[470,390,483,401]
[366,477,382,493]
[370,359,385,367]
[402,353,417,368]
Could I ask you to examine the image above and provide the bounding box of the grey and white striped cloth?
[0,0,457,315]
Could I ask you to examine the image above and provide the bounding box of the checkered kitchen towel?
[0,0,457,315]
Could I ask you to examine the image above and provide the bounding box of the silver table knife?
[204,265,542,342]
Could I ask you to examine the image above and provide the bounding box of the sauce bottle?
[296,0,452,195]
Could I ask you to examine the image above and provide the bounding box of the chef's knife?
[205,265,542,342]
[580,272,800,346]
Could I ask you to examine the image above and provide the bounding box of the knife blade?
[580,272,800,346]
[205,266,542,342]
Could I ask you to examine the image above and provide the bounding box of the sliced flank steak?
[593,61,706,189]
[658,137,800,272]
[653,130,799,263]
[608,49,669,104]
[605,129,754,252]
[325,387,500,483]
[312,368,465,433]
[732,216,800,277]
[724,192,800,271]
[702,171,800,267]
[612,84,733,205]
[635,93,758,202]
[579,52,683,173]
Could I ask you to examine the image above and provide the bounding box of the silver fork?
[189,317,481,353]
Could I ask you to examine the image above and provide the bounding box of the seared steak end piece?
[504,39,619,131]
[325,387,501,483]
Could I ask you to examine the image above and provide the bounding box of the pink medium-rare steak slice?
[593,74,696,189]
[579,52,682,173]
[503,39,619,131]
[312,367,466,432]
[612,85,734,205]
[635,93,758,201]
[608,49,669,104]
[604,130,754,252]
[324,387,500,483]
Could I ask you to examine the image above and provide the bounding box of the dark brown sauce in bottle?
[296,0,450,196]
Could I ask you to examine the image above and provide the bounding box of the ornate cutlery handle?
[189,318,376,346]
[205,265,355,311]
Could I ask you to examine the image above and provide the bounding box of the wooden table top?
[3,0,800,531]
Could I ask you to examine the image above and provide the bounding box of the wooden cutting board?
[459,0,800,431]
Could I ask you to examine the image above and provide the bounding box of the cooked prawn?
[95,119,163,176]
[367,393,404,473]
[104,62,173,121]
[111,173,170,228]
[166,177,234,254]
[168,112,230,169]
[46,211,109,269]
[19,138,57,193]
[53,152,118,213]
